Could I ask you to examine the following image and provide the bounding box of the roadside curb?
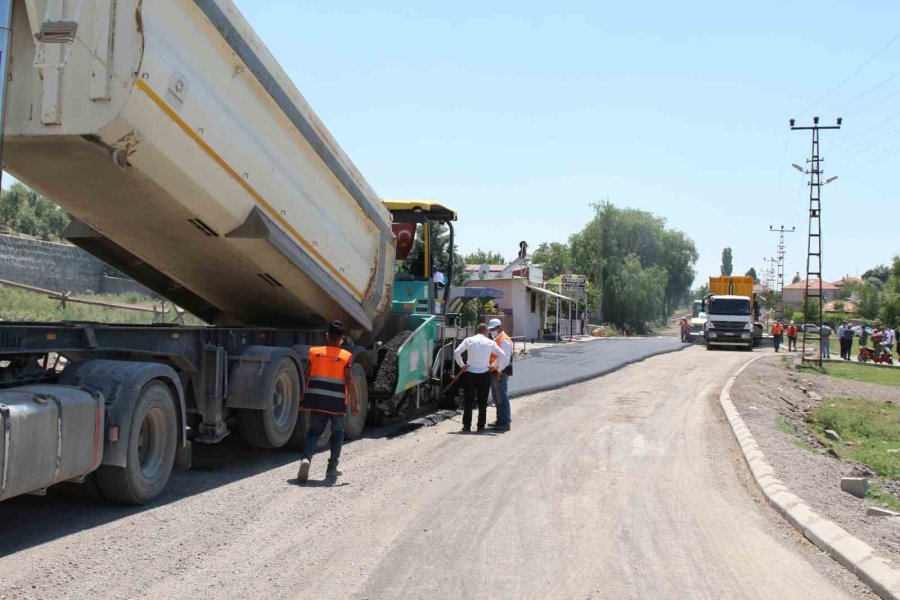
[510,341,690,399]
[720,356,900,600]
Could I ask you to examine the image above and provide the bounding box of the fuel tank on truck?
[2,0,395,342]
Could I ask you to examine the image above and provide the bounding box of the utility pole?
[769,225,796,320]
[790,116,841,365]
[763,257,778,326]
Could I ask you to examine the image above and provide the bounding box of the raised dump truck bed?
[3,0,394,339]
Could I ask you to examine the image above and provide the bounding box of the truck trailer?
[0,0,468,504]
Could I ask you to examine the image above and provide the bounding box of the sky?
[226,0,900,287]
[11,1,899,287]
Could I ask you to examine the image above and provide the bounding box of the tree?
[692,283,709,300]
[863,264,890,284]
[745,267,759,283]
[0,182,70,240]
[569,201,697,326]
[858,285,882,320]
[461,249,504,266]
[720,248,733,276]
[791,272,801,284]
[530,242,571,279]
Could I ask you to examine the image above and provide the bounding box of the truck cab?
[704,294,754,350]
[687,299,707,343]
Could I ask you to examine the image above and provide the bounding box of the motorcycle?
[858,344,894,365]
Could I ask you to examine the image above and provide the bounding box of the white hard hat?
[487,318,502,330]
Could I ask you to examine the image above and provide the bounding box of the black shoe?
[492,423,510,432]
[476,426,485,432]
[462,426,471,433]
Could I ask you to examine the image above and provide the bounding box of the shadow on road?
[0,417,429,558]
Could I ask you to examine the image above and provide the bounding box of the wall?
[0,234,155,297]
[467,278,544,341]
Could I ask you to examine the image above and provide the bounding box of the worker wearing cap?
[487,318,514,431]
[453,323,508,432]
[297,320,358,482]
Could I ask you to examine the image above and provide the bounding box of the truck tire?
[344,363,369,440]
[97,381,177,505]
[239,356,301,449]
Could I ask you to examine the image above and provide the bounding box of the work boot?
[297,458,311,483]
[326,467,343,479]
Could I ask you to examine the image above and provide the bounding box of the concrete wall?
[467,278,543,341]
[0,234,155,297]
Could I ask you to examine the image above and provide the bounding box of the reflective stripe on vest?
[302,346,352,415]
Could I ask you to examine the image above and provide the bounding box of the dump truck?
[704,276,763,350]
[0,0,468,504]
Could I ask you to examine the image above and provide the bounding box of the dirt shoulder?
[730,354,900,559]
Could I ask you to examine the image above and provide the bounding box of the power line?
[796,31,900,116]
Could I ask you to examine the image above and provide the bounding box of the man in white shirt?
[886,327,896,354]
[454,323,509,432]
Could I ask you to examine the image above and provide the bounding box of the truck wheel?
[97,381,177,505]
[239,357,301,449]
[344,363,368,440]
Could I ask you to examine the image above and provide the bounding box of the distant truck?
[704,276,763,351]
[685,300,706,343]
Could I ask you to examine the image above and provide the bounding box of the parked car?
[800,324,820,334]
[851,325,874,336]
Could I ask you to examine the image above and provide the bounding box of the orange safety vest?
[786,325,797,337]
[490,331,514,376]
[772,322,784,336]
[301,346,352,415]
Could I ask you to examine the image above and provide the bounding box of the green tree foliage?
[863,265,891,284]
[720,247,733,276]
[692,283,709,300]
[745,267,759,283]
[569,202,697,328]
[530,242,571,279]
[859,285,882,320]
[0,183,70,240]
[792,272,802,284]
[461,248,505,266]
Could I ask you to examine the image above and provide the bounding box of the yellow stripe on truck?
[135,79,364,301]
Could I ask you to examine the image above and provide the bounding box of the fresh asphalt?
[508,336,687,398]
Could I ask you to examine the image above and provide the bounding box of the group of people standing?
[770,320,799,352]
[453,318,513,432]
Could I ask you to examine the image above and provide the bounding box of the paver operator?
[297,320,358,483]
[487,318,514,431]
[453,323,509,432]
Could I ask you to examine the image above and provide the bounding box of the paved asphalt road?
[0,345,873,599]
[509,336,686,397]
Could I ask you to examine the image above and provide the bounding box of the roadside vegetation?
[0,286,205,326]
[809,398,900,479]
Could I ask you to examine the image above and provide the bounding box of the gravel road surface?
[0,346,874,599]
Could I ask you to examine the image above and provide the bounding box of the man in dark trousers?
[297,321,358,482]
[453,323,508,432]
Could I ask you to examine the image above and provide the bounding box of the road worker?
[786,321,798,351]
[771,320,784,352]
[487,318,514,431]
[297,320,358,482]
[453,323,508,432]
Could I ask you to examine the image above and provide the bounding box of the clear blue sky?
[230,0,900,286]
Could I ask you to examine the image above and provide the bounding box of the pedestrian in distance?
[886,325,896,356]
[297,320,358,483]
[487,318,514,432]
[860,323,870,348]
[837,322,846,360]
[786,321,798,351]
[771,320,784,352]
[841,322,854,360]
[820,322,832,360]
[453,323,509,433]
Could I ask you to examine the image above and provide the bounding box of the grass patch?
[867,482,900,512]
[0,286,205,326]
[809,398,900,479]
[776,416,795,435]
[822,362,900,388]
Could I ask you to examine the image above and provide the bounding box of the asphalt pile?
[373,330,413,395]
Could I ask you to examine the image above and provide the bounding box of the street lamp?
[824,175,839,185]
[792,163,805,173]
